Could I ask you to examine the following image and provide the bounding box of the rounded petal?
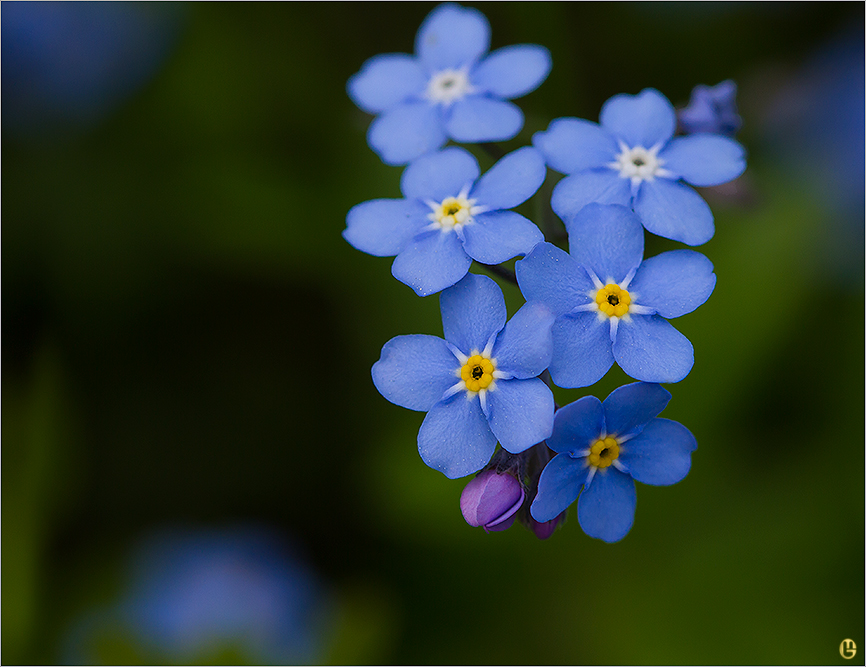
[471,44,551,99]
[634,178,714,246]
[566,203,644,284]
[368,101,447,166]
[469,146,546,210]
[418,393,497,478]
[550,170,632,224]
[577,467,636,542]
[599,88,676,148]
[440,272,506,354]
[602,382,671,439]
[462,211,543,265]
[613,315,694,383]
[629,250,716,319]
[515,242,595,317]
[415,3,490,71]
[445,96,523,143]
[549,312,615,389]
[489,302,554,380]
[400,146,480,201]
[547,395,605,454]
[486,378,554,454]
[659,134,746,187]
[343,198,430,257]
[391,229,472,296]
[530,453,589,522]
[532,117,618,175]
[347,53,426,114]
[620,418,697,486]
[372,334,460,411]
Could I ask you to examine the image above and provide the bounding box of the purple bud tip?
[530,511,566,540]
[460,469,525,530]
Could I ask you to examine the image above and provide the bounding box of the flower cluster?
[345,3,746,542]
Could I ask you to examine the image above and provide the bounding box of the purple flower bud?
[528,511,566,540]
[460,469,525,532]
[678,80,742,137]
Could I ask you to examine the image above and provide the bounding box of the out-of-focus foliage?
[3,3,863,665]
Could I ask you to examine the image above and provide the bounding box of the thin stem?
[479,262,517,285]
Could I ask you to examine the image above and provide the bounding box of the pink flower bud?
[460,469,525,532]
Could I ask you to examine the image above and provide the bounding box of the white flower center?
[425,68,474,106]
[609,141,670,184]
[425,186,486,233]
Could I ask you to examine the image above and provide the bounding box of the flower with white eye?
[533,87,746,246]
[347,3,552,165]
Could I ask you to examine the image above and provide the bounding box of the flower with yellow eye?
[516,203,716,387]
[371,273,555,479]
[531,382,697,543]
[345,146,546,297]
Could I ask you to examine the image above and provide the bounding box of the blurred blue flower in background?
[2,1,183,134]
[677,80,742,137]
[347,2,551,165]
[63,525,328,665]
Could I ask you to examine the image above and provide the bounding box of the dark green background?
[3,2,864,664]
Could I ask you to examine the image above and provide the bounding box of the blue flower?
[533,88,746,246]
[515,203,716,387]
[530,382,697,543]
[344,146,546,296]
[372,273,555,478]
[677,80,742,137]
[348,3,551,165]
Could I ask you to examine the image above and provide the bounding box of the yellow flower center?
[595,283,631,318]
[431,196,474,230]
[588,437,619,469]
[460,354,496,393]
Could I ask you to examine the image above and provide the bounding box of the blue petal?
[515,242,595,317]
[418,393,497,478]
[490,302,554,379]
[613,315,694,383]
[469,146,546,210]
[462,211,543,265]
[347,53,427,114]
[550,169,631,224]
[599,88,676,149]
[471,44,551,99]
[629,250,716,318]
[660,134,746,187]
[602,382,671,439]
[445,96,523,143]
[530,453,588,522]
[368,101,447,166]
[486,378,554,454]
[532,117,618,175]
[549,312,615,388]
[566,203,644,284]
[343,198,430,257]
[439,273,507,354]
[619,418,697,486]
[372,335,460,411]
[415,3,490,72]
[577,466,636,542]
[547,395,605,454]
[391,229,472,296]
[400,146,480,202]
[634,178,714,246]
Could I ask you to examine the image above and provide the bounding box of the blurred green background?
[3,2,863,665]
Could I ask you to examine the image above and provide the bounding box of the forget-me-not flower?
[531,382,697,543]
[372,273,555,478]
[345,146,546,296]
[533,88,746,245]
[348,3,552,165]
[516,203,716,387]
[678,80,742,137]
